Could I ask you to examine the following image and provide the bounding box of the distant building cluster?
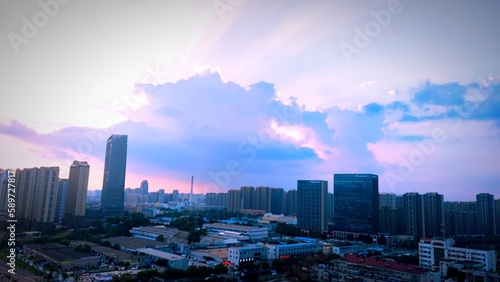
[1,135,499,281]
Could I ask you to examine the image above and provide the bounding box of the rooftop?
[193,248,229,260]
[340,254,429,275]
[24,243,98,262]
[103,236,169,250]
[136,248,185,260]
[203,223,266,231]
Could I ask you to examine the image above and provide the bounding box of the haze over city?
[1,1,499,201]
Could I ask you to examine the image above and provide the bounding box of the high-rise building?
[65,161,90,226]
[496,199,500,236]
[148,192,158,203]
[158,189,165,203]
[140,180,149,195]
[422,192,444,238]
[206,193,217,206]
[395,195,405,235]
[17,167,59,229]
[379,206,397,234]
[476,193,496,236]
[217,193,228,208]
[403,192,424,239]
[228,189,241,212]
[285,190,297,216]
[254,186,271,211]
[271,188,285,215]
[334,174,379,234]
[55,179,68,222]
[327,193,334,221]
[444,201,479,237]
[240,186,255,210]
[100,134,128,217]
[379,193,396,208]
[297,180,328,233]
[0,169,8,212]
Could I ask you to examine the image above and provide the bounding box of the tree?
[275,223,301,236]
[75,244,91,253]
[156,235,164,242]
[378,236,387,245]
[213,264,228,275]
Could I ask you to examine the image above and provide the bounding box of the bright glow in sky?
[1,0,499,200]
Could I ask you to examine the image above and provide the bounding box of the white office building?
[228,246,268,266]
[266,242,323,260]
[419,238,497,272]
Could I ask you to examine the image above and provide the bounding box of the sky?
[1,0,499,201]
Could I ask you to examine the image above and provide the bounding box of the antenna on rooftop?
[189,176,194,206]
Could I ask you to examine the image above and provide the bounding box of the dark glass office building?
[297,180,328,233]
[100,134,128,217]
[334,174,379,234]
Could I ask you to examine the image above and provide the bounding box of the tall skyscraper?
[55,179,68,222]
[158,189,165,203]
[271,188,285,215]
[17,167,59,229]
[254,186,271,211]
[285,189,297,216]
[0,169,8,212]
[65,161,90,226]
[140,180,149,195]
[327,193,334,220]
[100,134,128,217]
[495,199,500,236]
[476,193,496,236]
[403,192,424,239]
[422,192,444,238]
[297,180,328,233]
[240,186,255,210]
[334,174,379,234]
[228,189,241,212]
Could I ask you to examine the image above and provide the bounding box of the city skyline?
[1,1,500,201]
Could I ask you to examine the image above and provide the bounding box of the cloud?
[1,72,499,198]
[358,80,377,88]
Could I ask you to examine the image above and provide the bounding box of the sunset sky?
[1,0,499,200]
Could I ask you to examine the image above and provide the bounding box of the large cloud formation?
[1,71,499,199]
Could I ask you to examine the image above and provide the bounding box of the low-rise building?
[258,213,297,224]
[266,242,323,260]
[191,248,229,264]
[102,236,170,253]
[311,253,439,282]
[203,223,268,240]
[23,243,100,271]
[136,248,188,270]
[228,246,267,266]
[419,238,497,272]
[130,225,189,241]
